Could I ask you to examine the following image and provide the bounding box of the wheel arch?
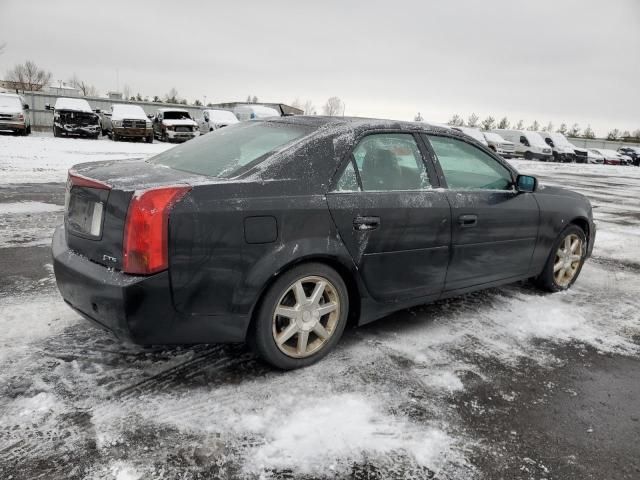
[569,216,590,243]
[245,254,362,341]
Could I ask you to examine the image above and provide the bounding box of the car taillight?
[65,170,111,211]
[122,185,191,275]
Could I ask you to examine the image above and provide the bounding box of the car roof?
[263,115,449,133]
[157,107,189,113]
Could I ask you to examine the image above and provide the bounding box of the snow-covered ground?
[0,135,639,479]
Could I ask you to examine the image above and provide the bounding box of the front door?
[327,132,451,302]
[423,134,539,291]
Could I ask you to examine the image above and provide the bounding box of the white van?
[537,131,588,163]
[450,126,489,147]
[491,129,552,161]
[0,93,31,135]
[233,104,281,121]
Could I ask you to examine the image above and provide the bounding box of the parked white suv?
[0,93,31,135]
[537,131,588,163]
[483,131,516,158]
[491,129,552,161]
[199,109,239,133]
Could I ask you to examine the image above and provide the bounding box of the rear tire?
[524,151,533,160]
[251,263,349,370]
[534,225,587,292]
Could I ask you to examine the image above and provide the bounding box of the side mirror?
[24,104,30,110]
[104,112,112,117]
[45,104,52,110]
[94,108,101,114]
[516,174,537,193]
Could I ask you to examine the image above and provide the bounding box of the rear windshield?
[149,121,313,178]
[163,110,192,120]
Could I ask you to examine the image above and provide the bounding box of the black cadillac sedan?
[53,116,596,369]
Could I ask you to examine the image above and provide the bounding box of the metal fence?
[565,137,640,150]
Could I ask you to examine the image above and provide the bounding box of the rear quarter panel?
[169,182,357,318]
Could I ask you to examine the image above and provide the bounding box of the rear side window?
[426,135,513,191]
[343,133,431,191]
[150,121,312,178]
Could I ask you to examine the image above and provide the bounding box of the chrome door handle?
[353,216,380,231]
[458,214,478,227]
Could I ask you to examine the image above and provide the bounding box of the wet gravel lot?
[1,134,639,479]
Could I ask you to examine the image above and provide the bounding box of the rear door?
[423,134,539,291]
[327,132,451,302]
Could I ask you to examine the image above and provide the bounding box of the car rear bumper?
[52,226,249,344]
[0,120,26,131]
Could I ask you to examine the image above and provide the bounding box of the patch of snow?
[0,201,63,214]
[0,134,172,184]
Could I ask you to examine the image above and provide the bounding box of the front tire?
[251,263,349,370]
[534,225,587,292]
[524,151,533,160]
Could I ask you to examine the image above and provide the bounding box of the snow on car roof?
[111,104,148,120]
[54,97,93,112]
[157,107,189,113]
[205,109,239,123]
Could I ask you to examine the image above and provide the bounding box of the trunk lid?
[65,159,208,270]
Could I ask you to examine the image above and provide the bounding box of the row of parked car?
[1,91,639,165]
[40,98,282,143]
[449,125,640,166]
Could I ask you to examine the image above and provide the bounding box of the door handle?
[458,214,478,227]
[353,216,380,231]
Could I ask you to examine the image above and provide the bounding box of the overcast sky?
[1,0,638,135]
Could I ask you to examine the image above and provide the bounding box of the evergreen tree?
[557,123,568,135]
[582,125,596,139]
[480,116,495,131]
[467,113,479,128]
[497,117,510,129]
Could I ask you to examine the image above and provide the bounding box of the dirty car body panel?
[52,116,596,345]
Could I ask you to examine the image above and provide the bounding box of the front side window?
[426,135,513,191]
[349,133,431,191]
[150,121,312,178]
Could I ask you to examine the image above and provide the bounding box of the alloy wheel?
[272,276,340,358]
[553,233,583,287]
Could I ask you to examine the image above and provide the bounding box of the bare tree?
[414,112,424,122]
[515,119,524,130]
[246,95,252,103]
[122,84,132,100]
[527,120,540,131]
[497,117,510,129]
[6,60,52,91]
[323,96,344,116]
[447,114,464,126]
[582,125,596,139]
[633,129,640,140]
[303,99,316,115]
[290,98,303,110]
[543,121,553,132]
[557,123,568,135]
[621,130,631,139]
[466,113,479,128]
[252,95,259,103]
[68,74,99,97]
[480,116,495,131]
